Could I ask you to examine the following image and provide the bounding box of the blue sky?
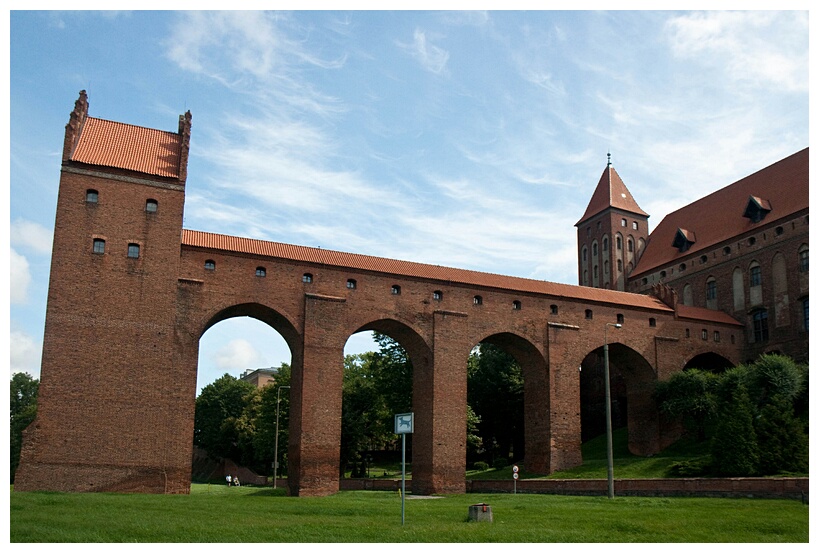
[7,8,810,393]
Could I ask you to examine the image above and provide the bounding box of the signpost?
[394,412,414,525]
[512,465,519,494]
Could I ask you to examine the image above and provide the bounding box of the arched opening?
[340,321,430,481]
[194,303,298,484]
[339,329,406,479]
[684,352,734,372]
[467,333,549,474]
[579,343,657,457]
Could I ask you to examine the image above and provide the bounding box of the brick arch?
[683,351,735,372]
[579,342,658,457]
[476,332,551,473]
[199,301,301,351]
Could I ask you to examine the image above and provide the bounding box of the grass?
[10,484,808,542]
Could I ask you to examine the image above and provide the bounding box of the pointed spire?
[576,154,649,225]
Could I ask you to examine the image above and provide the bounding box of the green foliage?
[252,364,291,475]
[654,369,719,441]
[194,374,256,462]
[745,354,804,408]
[10,372,39,483]
[754,394,809,475]
[710,382,758,476]
[666,457,712,477]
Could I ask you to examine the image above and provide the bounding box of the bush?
[492,458,508,470]
[667,457,711,477]
[711,381,758,476]
[472,461,489,472]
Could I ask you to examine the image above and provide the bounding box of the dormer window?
[672,228,696,253]
[743,196,772,223]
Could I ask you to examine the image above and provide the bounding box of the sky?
[6,7,811,394]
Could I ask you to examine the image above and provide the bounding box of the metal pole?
[401,433,406,525]
[273,385,290,490]
[604,323,621,499]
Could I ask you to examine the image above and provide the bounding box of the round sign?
[513,473,519,480]
[512,465,519,473]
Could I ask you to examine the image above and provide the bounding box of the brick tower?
[14,91,194,492]
[576,154,649,291]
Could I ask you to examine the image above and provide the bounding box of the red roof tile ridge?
[85,116,178,136]
[181,228,673,311]
[676,304,743,326]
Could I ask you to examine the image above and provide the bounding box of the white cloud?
[9,330,41,378]
[10,219,52,255]
[666,11,808,92]
[399,29,450,74]
[10,248,31,304]
[214,338,263,371]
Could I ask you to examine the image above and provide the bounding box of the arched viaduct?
[14,94,743,496]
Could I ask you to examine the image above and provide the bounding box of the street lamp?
[604,322,622,499]
[273,385,290,489]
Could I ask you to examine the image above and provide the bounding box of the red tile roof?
[577,164,649,225]
[181,229,673,312]
[70,117,182,178]
[676,304,743,327]
[632,148,808,277]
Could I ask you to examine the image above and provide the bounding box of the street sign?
[513,465,519,473]
[395,412,414,434]
[513,473,519,480]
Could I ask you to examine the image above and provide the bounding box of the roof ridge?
[86,115,178,136]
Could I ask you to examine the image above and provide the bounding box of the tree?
[710,371,758,476]
[754,393,809,475]
[193,374,256,462]
[252,363,291,476]
[467,343,524,465]
[654,369,719,441]
[11,372,39,483]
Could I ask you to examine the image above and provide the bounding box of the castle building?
[577,149,809,364]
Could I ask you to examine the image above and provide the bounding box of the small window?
[616,236,622,250]
[596,221,601,230]
[702,329,708,341]
[628,239,634,253]
[714,331,721,343]
[512,300,521,310]
[146,199,158,213]
[747,237,756,246]
[347,279,357,290]
[92,238,105,254]
[649,318,656,327]
[632,221,638,230]
[550,304,558,315]
[391,285,401,295]
[700,255,708,264]
[775,226,784,236]
[685,328,690,338]
[660,270,667,279]
[127,243,140,258]
[473,295,483,306]
[621,218,627,227]
[302,273,313,283]
[616,313,624,324]
[256,267,266,277]
[679,263,686,272]
[86,189,99,203]
[641,277,648,285]
[731,334,735,344]
[433,290,443,301]
[799,246,808,272]
[592,242,598,256]
[205,260,216,271]
[585,309,593,320]
[603,237,608,252]
[723,246,732,256]
[617,259,623,273]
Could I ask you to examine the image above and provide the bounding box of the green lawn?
[11,484,808,542]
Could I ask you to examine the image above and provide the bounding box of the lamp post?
[273,385,290,489]
[604,322,622,499]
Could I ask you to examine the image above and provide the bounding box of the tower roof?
[576,161,649,226]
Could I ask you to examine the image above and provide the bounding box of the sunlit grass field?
[11,484,808,542]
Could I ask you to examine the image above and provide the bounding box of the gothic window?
[749,263,762,287]
[752,310,769,342]
[799,245,808,272]
[616,236,622,250]
[706,278,717,301]
[628,239,634,253]
[592,242,598,256]
[603,237,609,252]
